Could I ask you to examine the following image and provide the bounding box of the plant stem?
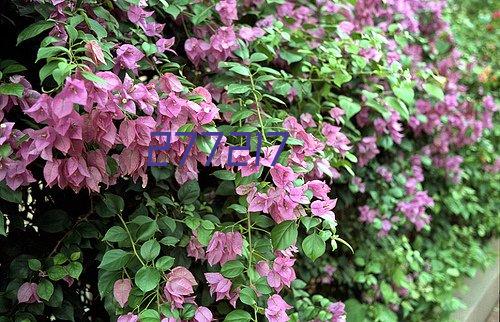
[118,213,146,266]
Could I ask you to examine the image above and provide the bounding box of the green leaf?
[139,309,161,322]
[231,110,254,123]
[224,310,252,322]
[302,233,326,261]
[339,96,361,119]
[423,83,444,101]
[103,193,124,214]
[0,83,24,98]
[279,50,302,64]
[17,21,55,45]
[271,220,298,250]
[81,70,107,85]
[27,259,41,271]
[227,84,251,95]
[221,260,245,278]
[39,60,60,83]
[86,18,107,39]
[37,279,54,301]
[300,217,321,231]
[393,83,414,105]
[66,262,83,279]
[239,287,256,305]
[159,236,179,246]
[156,256,174,271]
[385,96,409,120]
[212,170,236,181]
[0,181,22,203]
[178,180,200,204]
[36,46,68,63]
[345,299,367,322]
[2,63,27,75]
[0,143,12,158]
[140,240,161,262]
[0,212,5,237]
[103,226,128,242]
[47,266,67,281]
[98,249,131,271]
[333,71,352,87]
[142,42,157,56]
[229,65,250,76]
[196,135,214,154]
[250,53,268,62]
[135,267,161,292]
[228,204,246,214]
[191,4,212,25]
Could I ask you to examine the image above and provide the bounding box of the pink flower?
[338,21,355,34]
[256,261,271,276]
[206,231,243,266]
[163,266,197,308]
[113,278,132,308]
[329,107,345,124]
[238,27,265,42]
[185,38,210,67]
[215,0,238,25]
[117,313,139,322]
[267,254,296,291]
[358,205,378,223]
[17,282,41,304]
[205,272,232,301]
[159,73,183,93]
[357,136,379,167]
[311,198,337,221]
[321,124,351,156]
[265,294,292,322]
[127,5,153,23]
[269,164,297,190]
[115,44,145,73]
[187,235,206,261]
[299,113,316,128]
[156,37,176,54]
[329,302,346,322]
[85,40,106,66]
[194,306,213,322]
[60,77,87,106]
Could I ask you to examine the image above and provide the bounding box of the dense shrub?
[0,0,497,322]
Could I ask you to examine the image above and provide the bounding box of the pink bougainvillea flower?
[206,231,243,266]
[265,294,292,322]
[163,266,197,308]
[17,282,41,304]
[85,40,106,66]
[127,5,153,24]
[187,235,206,261]
[205,272,232,301]
[194,306,213,322]
[256,260,271,277]
[338,21,355,35]
[184,38,210,67]
[156,37,176,54]
[267,254,296,291]
[269,164,297,190]
[159,73,183,93]
[329,301,347,322]
[215,0,238,25]
[117,313,139,322]
[113,278,132,308]
[115,44,145,73]
[238,26,265,42]
[311,198,337,221]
